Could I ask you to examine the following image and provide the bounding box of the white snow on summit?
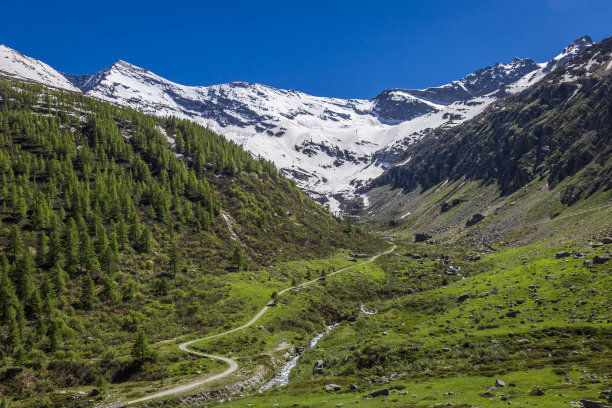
[0,45,79,92]
[0,37,594,212]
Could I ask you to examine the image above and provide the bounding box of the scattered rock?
[415,233,431,243]
[457,293,471,302]
[602,237,612,244]
[88,389,100,397]
[591,242,604,248]
[517,339,530,345]
[593,255,611,264]
[508,383,516,387]
[369,388,389,397]
[466,213,485,227]
[444,391,455,395]
[556,251,571,258]
[313,360,324,375]
[495,379,506,387]
[350,383,358,390]
[324,384,342,392]
[580,400,607,408]
[528,388,545,396]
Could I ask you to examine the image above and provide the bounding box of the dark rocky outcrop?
[369,388,389,397]
[466,213,485,227]
[415,233,431,242]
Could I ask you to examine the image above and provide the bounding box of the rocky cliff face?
[369,36,611,205]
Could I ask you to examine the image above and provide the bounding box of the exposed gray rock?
[593,255,611,264]
[466,213,485,227]
[369,388,389,397]
[457,293,471,302]
[580,400,607,408]
[556,251,571,259]
[495,379,506,387]
[325,384,342,392]
[313,360,324,375]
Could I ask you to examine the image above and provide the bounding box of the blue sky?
[1,0,610,98]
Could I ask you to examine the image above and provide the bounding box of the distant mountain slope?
[0,38,594,211]
[359,36,611,244]
[371,35,611,198]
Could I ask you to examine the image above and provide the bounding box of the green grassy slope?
[0,79,386,407]
[209,232,611,408]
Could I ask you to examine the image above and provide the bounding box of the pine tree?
[131,329,151,364]
[118,218,128,250]
[168,241,180,275]
[35,230,48,267]
[6,306,20,353]
[6,225,23,260]
[80,276,95,309]
[79,234,100,273]
[137,226,154,253]
[13,250,35,303]
[63,218,79,274]
[230,246,246,271]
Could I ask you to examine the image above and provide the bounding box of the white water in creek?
[259,323,338,392]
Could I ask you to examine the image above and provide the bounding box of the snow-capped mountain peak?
[544,35,594,72]
[0,37,595,212]
[0,45,80,92]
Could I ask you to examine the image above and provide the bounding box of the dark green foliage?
[230,246,246,270]
[131,330,152,365]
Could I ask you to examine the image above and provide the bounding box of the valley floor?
[12,209,611,408]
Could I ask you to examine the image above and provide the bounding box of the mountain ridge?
[0,37,594,212]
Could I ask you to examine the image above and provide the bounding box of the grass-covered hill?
[0,79,385,404]
[216,234,611,408]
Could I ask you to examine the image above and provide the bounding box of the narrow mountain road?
[117,245,396,406]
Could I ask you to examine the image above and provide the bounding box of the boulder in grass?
[556,251,571,259]
[528,388,545,396]
[415,233,431,242]
[580,400,607,408]
[325,384,342,392]
[593,255,611,264]
[457,293,471,302]
[495,379,506,387]
[369,388,389,397]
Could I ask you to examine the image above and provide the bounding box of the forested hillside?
[0,79,383,402]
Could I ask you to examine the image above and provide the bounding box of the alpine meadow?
[0,3,611,408]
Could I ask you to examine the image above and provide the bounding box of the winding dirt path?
[118,245,396,406]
